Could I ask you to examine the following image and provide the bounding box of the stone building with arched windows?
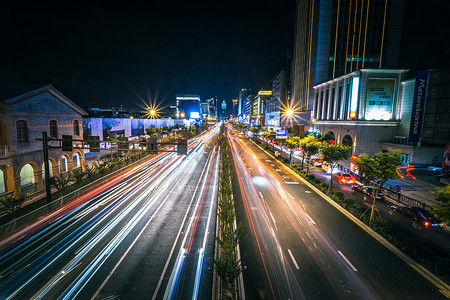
[0,84,87,198]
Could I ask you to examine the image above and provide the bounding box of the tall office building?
[238,88,254,120]
[176,95,202,119]
[292,0,404,113]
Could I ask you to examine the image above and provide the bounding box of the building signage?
[365,78,395,120]
[276,129,288,139]
[408,71,428,143]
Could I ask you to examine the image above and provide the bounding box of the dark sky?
[1,0,295,110]
[1,0,448,110]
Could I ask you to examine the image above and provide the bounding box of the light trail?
[163,144,218,300]
[192,145,220,300]
[2,153,182,299]
[228,128,377,299]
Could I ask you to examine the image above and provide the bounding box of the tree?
[321,143,351,190]
[300,135,321,175]
[0,194,26,215]
[52,175,73,203]
[286,137,301,164]
[72,168,86,186]
[432,185,450,223]
[354,149,402,224]
[145,127,157,136]
[84,164,96,182]
[94,161,107,177]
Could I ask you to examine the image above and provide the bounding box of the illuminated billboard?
[365,78,395,120]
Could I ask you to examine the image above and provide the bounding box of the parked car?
[352,185,385,201]
[388,205,444,231]
[332,172,356,184]
[437,173,450,184]
[311,158,323,167]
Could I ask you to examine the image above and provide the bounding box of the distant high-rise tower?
[238,88,254,119]
[292,0,404,112]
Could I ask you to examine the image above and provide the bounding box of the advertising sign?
[365,78,395,120]
[408,70,429,143]
[276,129,288,139]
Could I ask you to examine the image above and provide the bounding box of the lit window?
[49,120,58,138]
[17,120,29,142]
[73,120,80,136]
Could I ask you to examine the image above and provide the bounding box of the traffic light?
[118,137,129,152]
[177,139,188,155]
[62,135,73,151]
[90,136,100,152]
[147,138,158,151]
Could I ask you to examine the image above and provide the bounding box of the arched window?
[73,153,79,169]
[20,164,35,186]
[42,160,53,180]
[17,120,29,142]
[73,120,80,136]
[0,169,5,194]
[49,120,58,138]
[60,155,68,173]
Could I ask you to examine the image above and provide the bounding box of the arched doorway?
[20,163,36,195]
[342,135,353,154]
[324,131,336,144]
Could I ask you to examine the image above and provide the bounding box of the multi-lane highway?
[0,125,220,299]
[227,126,449,299]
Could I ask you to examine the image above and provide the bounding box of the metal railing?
[21,183,37,196]
[0,191,14,202]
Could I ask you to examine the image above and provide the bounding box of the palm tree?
[84,164,96,182]
[52,175,73,204]
[0,194,27,232]
[94,161,107,177]
[72,168,86,186]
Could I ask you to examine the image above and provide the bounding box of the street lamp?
[180,112,185,119]
[285,109,294,117]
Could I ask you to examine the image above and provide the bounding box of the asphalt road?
[228,127,449,299]
[308,165,450,264]
[0,126,220,299]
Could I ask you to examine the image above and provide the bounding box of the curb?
[250,139,450,297]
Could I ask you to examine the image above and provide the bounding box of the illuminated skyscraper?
[176,95,201,119]
[292,0,404,113]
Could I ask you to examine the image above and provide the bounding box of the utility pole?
[42,131,52,204]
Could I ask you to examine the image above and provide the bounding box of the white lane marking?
[269,211,276,225]
[285,182,299,185]
[276,168,282,172]
[288,249,300,270]
[259,191,264,199]
[287,192,294,200]
[305,213,316,225]
[338,251,358,272]
[305,190,312,193]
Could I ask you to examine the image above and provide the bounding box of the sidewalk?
[257,137,444,208]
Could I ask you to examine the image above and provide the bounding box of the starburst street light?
[285,109,294,117]
[145,106,160,119]
[180,112,185,119]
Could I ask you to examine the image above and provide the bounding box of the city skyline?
[1,0,449,110]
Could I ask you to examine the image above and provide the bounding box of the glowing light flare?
[405,167,416,179]
[396,166,407,179]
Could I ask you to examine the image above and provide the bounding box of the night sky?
[1,0,449,110]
